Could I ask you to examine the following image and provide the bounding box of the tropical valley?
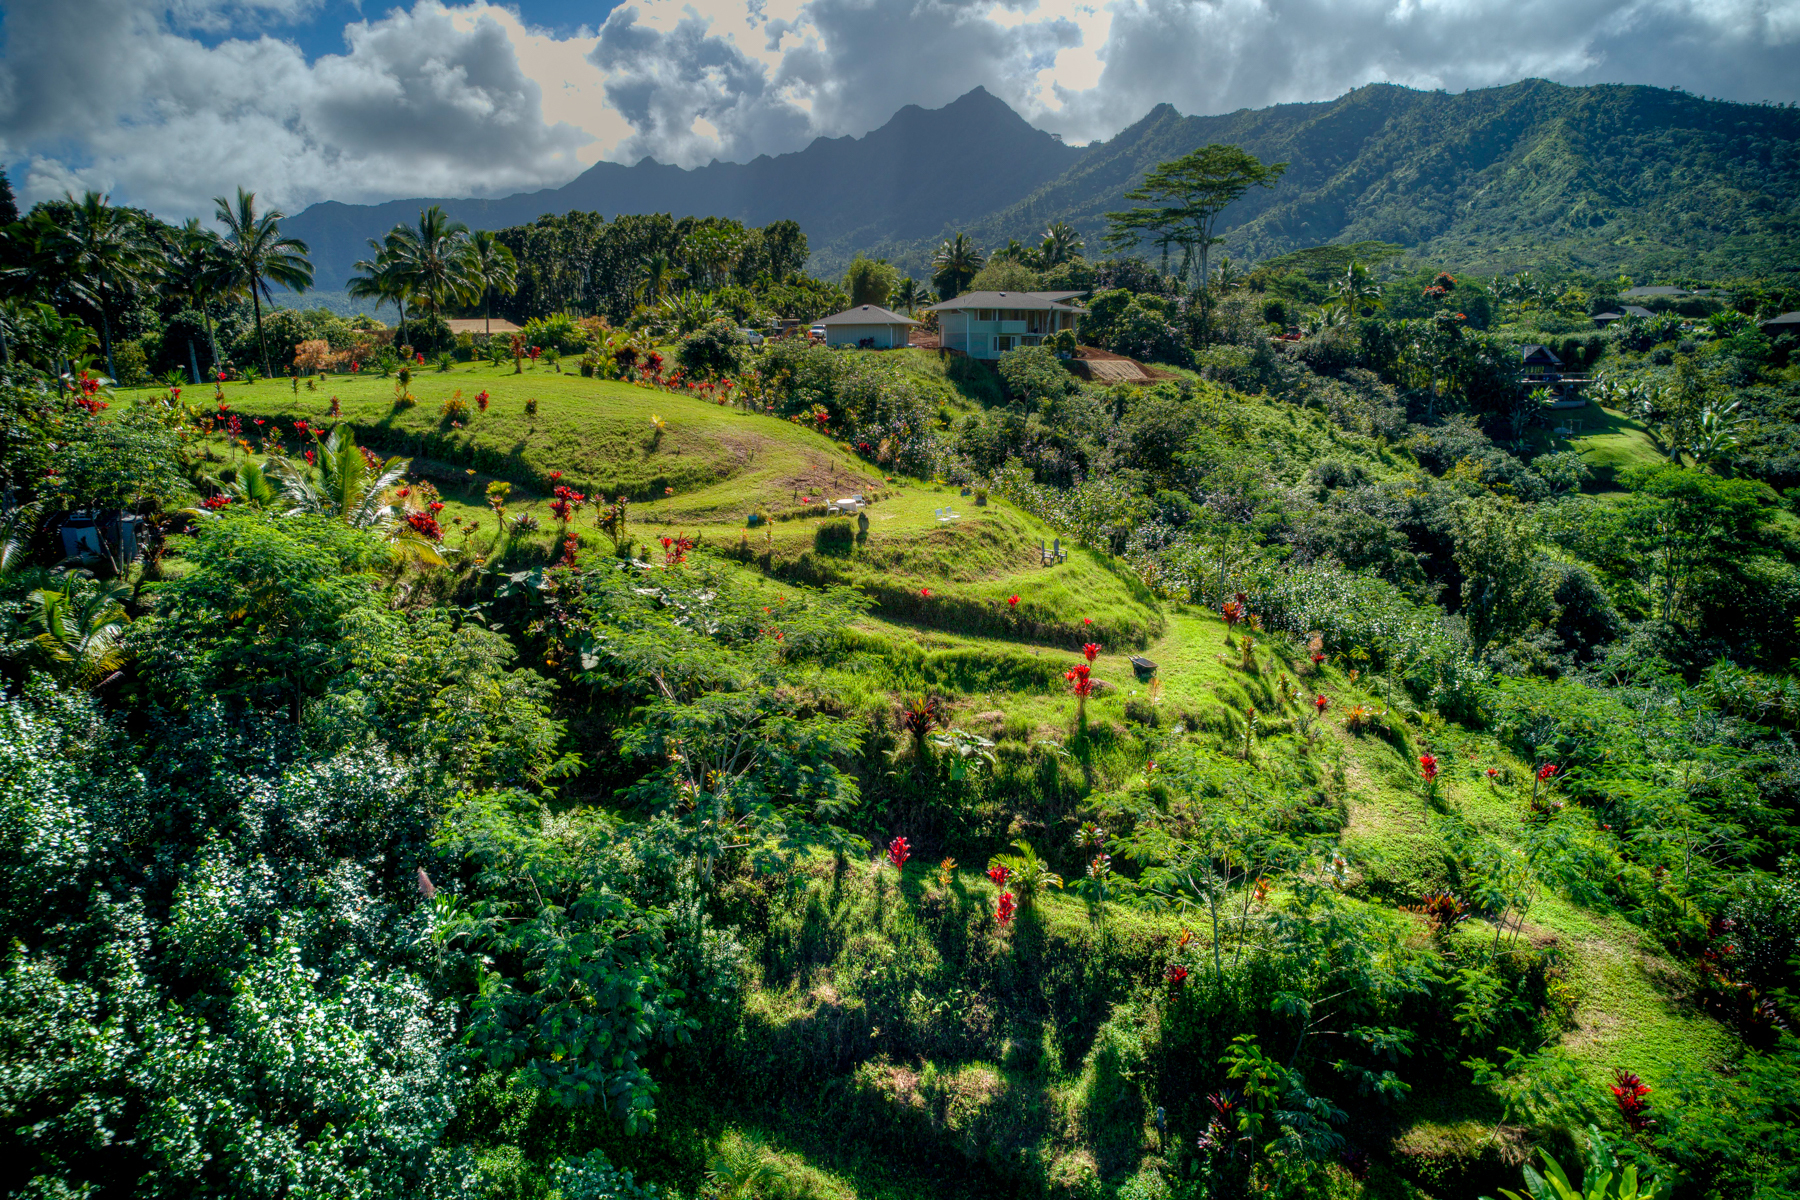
[1,75,1799,1200]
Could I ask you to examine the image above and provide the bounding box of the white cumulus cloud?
[1,0,1795,220]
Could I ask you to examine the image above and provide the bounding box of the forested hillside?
[878,80,1800,280]
[5,168,1800,1200]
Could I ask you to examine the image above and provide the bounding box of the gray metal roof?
[1760,311,1800,328]
[1520,344,1563,364]
[923,290,1089,313]
[815,305,919,326]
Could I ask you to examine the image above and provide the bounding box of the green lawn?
[1537,402,1675,487]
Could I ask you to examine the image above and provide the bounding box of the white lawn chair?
[935,506,960,523]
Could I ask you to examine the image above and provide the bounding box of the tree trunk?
[252,277,271,378]
[484,292,491,337]
[100,305,115,381]
[188,337,200,385]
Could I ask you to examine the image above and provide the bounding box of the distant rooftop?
[816,304,919,326]
[924,290,1088,313]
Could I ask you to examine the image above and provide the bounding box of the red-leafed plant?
[887,836,911,871]
[1066,662,1094,722]
[1164,964,1189,987]
[1610,1070,1653,1132]
[987,864,1010,886]
[1083,642,1101,662]
[996,891,1016,928]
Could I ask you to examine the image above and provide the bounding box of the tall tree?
[162,218,229,378]
[931,233,985,300]
[0,169,17,226]
[1039,220,1084,268]
[31,191,153,380]
[466,229,518,336]
[1105,144,1286,290]
[635,250,683,307]
[213,187,313,377]
[1332,261,1384,321]
[387,206,475,333]
[347,236,411,344]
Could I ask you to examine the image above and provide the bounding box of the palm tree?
[466,230,518,336]
[29,574,130,688]
[347,237,411,343]
[387,206,476,333]
[636,250,683,306]
[161,218,229,379]
[213,187,313,377]
[32,192,152,379]
[267,429,447,564]
[1039,221,1084,268]
[1332,261,1384,321]
[893,276,929,315]
[931,233,985,300]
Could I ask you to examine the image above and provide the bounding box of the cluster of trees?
[0,186,314,381]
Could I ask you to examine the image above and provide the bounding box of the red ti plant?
[887,836,911,872]
[1008,594,1019,608]
[1083,642,1101,662]
[1531,762,1560,812]
[1610,1070,1653,1133]
[660,533,696,566]
[986,864,1010,887]
[476,390,490,412]
[1164,964,1189,988]
[1314,694,1329,715]
[1065,662,1095,722]
[996,891,1016,929]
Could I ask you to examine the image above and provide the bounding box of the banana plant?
[1689,400,1743,467]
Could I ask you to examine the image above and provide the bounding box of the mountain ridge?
[286,79,1800,296]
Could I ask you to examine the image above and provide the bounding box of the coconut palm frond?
[29,575,131,684]
[1,501,42,576]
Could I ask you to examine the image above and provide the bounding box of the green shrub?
[110,339,150,386]
[676,319,748,379]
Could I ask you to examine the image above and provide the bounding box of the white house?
[815,305,919,349]
[924,291,1087,360]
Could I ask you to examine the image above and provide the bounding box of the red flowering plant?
[1007,594,1019,608]
[406,511,444,541]
[887,836,911,872]
[548,485,587,525]
[1163,964,1189,988]
[476,390,490,412]
[1530,762,1562,814]
[996,891,1016,929]
[986,864,1010,886]
[1419,753,1440,799]
[1065,662,1095,722]
[1083,642,1101,663]
[1314,694,1329,715]
[660,533,696,566]
[1610,1070,1653,1133]
[200,494,232,510]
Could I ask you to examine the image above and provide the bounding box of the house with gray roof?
[923,291,1087,360]
[815,305,919,350]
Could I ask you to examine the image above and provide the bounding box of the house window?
[993,335,1016,353]
[1023,335,1042,347]
[978,309,995,322]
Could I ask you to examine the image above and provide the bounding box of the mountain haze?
[286,80,1800,297]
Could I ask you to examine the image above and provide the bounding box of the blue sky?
[4,0,1797,220]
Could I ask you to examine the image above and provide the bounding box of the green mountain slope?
[877,79,1800,278]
